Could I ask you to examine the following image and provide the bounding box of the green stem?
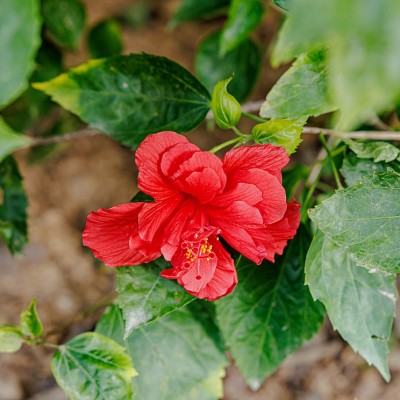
[319,134,343,190]
[242,112,267,123]
[209,137,243,153]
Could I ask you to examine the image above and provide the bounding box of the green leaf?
[0,326,23,353]
[171,0,230,27]
[130,190,154,203]
[195,30,261,102]
[41,0,86,49]
[273,0,291,11]
[345,139,400,163]
[215,226,324,390]
[116,258,195,337]
[19,299,43,338]
[220,0,264,56]
[273,0,400,129]
[261,50,337,120]
[97,304,227,400]
[309,171,400,273]
[51,332,137,400]
[0,118,32,163]
[87,19,123,59]
[0,0,41,109]
[251,117,307,155]
[33,54,211,148]
[282,164,309,200]
[0,157,28,254]
[305,230,396,381]
[210,77,241,129]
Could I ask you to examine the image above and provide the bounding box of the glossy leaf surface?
[0,118,32,163]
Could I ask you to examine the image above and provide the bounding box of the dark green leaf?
[116,258,195,337]
[215,226,324,390]
[282,164,309,200]
[195,30,261,102]
[220,0,264,56]
[51,332,136,400]
[33,54,211,148]
[261,50,337,119]
[130,190,154,203]
[345,139,400,163]
[273,0,400,129]
[251,117,307,154]
[41,0,86,49]
[87,19,123,59]
[273,0,291,11]
[97,305,227,400]
[0,326,23,353]
[0,0,41,109]
[170,0,230,27]
[305,230,396,381]
[0,118,32,163]
[0,157,28,254]
[19,299,43,337]
[309,171,400,273]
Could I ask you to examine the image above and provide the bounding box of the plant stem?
[209,137,243,153]
[319,134,343,190]
[241,112,267,123]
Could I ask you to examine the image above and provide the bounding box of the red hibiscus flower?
[83,131,300,300]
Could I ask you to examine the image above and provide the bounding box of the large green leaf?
[220,0,264,56]
[195,30,261,102]
[305,230,396,381]
[309,171,400,273]
[0,0,41,109]
[215,226,324,390]
[273,0,400,129]
[171,0,230,27]
[345,139,400,163]
[41,0,86,49]
[260,50,337,119]
[19,299,43,338]
[96,305,227,400]
[34,54,211,148]
[51,332,137,400]
[0,157,28,254]
[116,258,194,337]
[0,118,32,163]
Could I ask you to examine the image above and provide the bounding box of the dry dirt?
[1,1,400,399]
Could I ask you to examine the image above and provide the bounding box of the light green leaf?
[33,54,211,148]
[273,0,400,129]
[309,171,400,273]
[195,30,261,102]
[51,332,136,400]
[273,0,291,11]
[345,139,400,163]
[116,258,194,337]
[20,299,43,338]
[0,0,41,109]
[251,117,307,154]
[0,118,32,163]
[97,304,227,400]
[305,230,396,381]
[211,77,241,129]
[220,0,264,56]
[87,19,123,59]
[215,226,324,390]
[0,157,28,254]
[41,0,86,49]
[261,50,337,119]
[0,326,23,353]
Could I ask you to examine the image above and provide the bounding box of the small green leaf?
[0,157,28,254]
[273,0,291,10]
[305,230,396,381]
[87,19,123,59]
[97,305,227,400]
[309,171,400,273]
[251,117,307,154]
[0,0,41,109]
[116,258,195,337]
[130,190,154,203]
[216,226,324,390]
[261,50,337,119]
[20,299,43,337]
[170,0,230,27]
[0,118,32,163]
[51,332,137,400]
[345,139,400,163]
[41,0,86,49]
[195,30,261,102]
[33,54,211,148]
[0,326,23,353]
[211,77,241,129]
[220,0,264,56]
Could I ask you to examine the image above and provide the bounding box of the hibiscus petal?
[211,182,263,208]
[83,203,161,267]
